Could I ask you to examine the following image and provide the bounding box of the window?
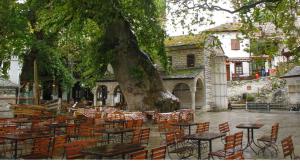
[231,39,240,50]
[187,54,195,67]
[235,62,243,75]
[167,56,172,67]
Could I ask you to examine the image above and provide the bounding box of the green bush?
[246,94,255,102]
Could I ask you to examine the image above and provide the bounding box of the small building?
[93,35,228,112]
[0,77,19,104]
[281,66,300,104]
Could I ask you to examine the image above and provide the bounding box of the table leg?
[121,133,124,143]
[242,128,250,151]
[107,133,110,144]
[14,140,18,159]
[208,140,212,160]
[188,126,191,135]
[53,127,56,136]
[198,140,201,159]
[251,129,260,148]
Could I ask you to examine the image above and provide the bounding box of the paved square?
[147,110,300,159]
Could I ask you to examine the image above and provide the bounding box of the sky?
[165,1,238,36]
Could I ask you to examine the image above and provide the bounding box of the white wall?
[8,56,22,85]
[215,32,251,76]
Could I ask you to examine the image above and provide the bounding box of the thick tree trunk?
[103,15,179,112]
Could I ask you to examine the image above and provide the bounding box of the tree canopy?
[1,0,300,90]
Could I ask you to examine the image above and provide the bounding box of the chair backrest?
[196,122,210,134]
[129,150,148,160]
[64,139,97,159]
[66,124,76,136]
[281,135,294,159]
[64,140,85,159]
[219,122,230,134]
[131,130,141,144]
[234,131,243,150]
[56,115,67,123]
[165,132,176,146]
[112,111,125,120]
[78,125,94,137]
[140,128,150,144]
[126,119,134,128]
[225,151,244,160]
[271,123,279,142]
[151,146,167,160]
[224,135,235,151]
[157,120,167,132]
[133,119,143,129]
[32,137,52,157]
[174,128,185,142]
[52,135,67,156]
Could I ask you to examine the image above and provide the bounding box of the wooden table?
[105,120,127,128]
[11,118,31,128]
[236,123,264,154]
[46,122,68,136]
[0,133,50,159]
[185,132,225,159]
[98,128,134,143]
[170,122,198,135]
[81,143,145,159]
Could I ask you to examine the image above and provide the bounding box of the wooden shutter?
[231,39,240,50]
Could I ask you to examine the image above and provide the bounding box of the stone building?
[93,35,228,112]
[281,66,300,104]
[0,77,18,104]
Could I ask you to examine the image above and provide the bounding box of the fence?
[246,102,299,111]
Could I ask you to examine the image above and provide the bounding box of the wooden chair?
[129,150,148,160]
[219,122,230,144]
[257,123,279,155]
[64,139,98,159]
[126,119,134,128]
[21,137,52,159]
[196,122,210,134]
[151,146,167,160]
[209,135,235,159]
[225,151,245,160]
[66,124,78,141]
[133,119,143,129]
[140,128,150,145]
[165,132,193,159]
[78,125,94,139]
[131,130,141,144]
[281,135,300,160]
[219,122,230,134]
[194,122,210,151]
[234,131,243,152]
[52,135,67,159]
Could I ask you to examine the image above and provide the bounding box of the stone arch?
[113,85,126,108]
[172,83,191,109]
[96,85,108,105]
[195,78,205,108]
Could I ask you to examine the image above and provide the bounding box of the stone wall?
[167,46,204,69]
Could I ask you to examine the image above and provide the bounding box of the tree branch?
[170,0,282,14]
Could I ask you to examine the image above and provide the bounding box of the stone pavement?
[146,109,300,160]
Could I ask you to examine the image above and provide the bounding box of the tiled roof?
[161,68,203,80]
[164,33,207,47]
[0,78,18,88]
[205,22,242,32]
[97,68,203,82]
[281,66,300,78]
